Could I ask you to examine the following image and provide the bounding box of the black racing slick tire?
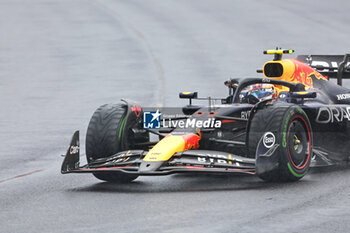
[248,103,313,182]
[85,103,138,183]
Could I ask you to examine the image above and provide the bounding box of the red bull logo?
[183,132,201,150]
[289,59,327,88]
[263,58,328,93]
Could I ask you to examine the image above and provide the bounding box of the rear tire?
[248,103,313,182]
[86,103,138,183]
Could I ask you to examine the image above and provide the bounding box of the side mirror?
[179,92,198,105]
[291,91,317,99]
[179,92,198,99]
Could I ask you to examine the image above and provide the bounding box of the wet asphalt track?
[1,0,350,232]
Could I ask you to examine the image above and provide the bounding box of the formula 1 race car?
[61,49,350,182]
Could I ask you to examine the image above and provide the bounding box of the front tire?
[248,103,313,182]
[85,103,138,183]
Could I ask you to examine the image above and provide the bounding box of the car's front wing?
[61,131,256,176]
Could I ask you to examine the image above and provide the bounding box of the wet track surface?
[1,0,350,232]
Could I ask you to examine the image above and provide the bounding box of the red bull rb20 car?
[61,49,350,182]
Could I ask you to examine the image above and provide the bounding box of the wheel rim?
[286,116,311,169]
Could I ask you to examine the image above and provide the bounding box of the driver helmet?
[247,84,276,100]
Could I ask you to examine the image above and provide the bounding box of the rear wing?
[297,54,350,86]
